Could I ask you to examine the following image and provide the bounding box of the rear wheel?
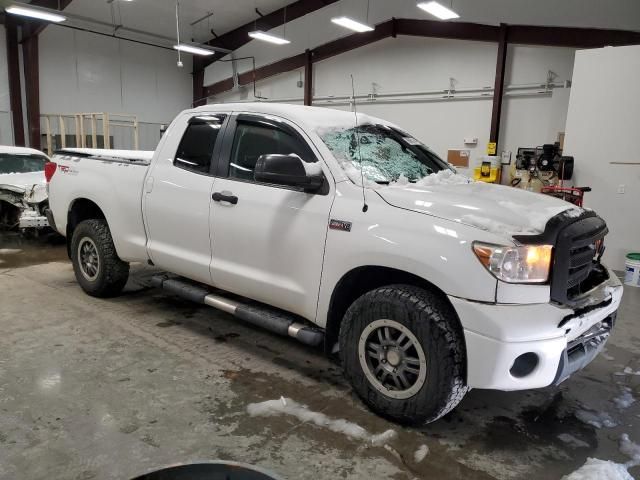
[71,219,129,297]
[339,284,468,424]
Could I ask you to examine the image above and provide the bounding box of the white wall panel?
[563,45,640,270]
[39,25,192,149]
[210,36,576,178]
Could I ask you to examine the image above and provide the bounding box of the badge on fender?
[329,219,352,232]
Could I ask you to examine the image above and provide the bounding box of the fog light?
[510,352,539,378]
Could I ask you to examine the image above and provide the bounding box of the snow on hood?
[377,175,582,238]
[0,170,45,189]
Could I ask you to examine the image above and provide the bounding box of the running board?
[150,274,324,347]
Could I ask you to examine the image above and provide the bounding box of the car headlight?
[473,242,553,283]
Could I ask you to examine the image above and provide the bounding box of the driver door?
[208,114,334,321]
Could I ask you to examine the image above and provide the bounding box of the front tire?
[339,285,468,425]
[71,219,129,297]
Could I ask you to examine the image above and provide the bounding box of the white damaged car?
[0,146,51,231]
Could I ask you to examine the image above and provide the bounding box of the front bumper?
[19,209,49,229]
[449,268,623,390]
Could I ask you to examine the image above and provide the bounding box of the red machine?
[540,186,591,207]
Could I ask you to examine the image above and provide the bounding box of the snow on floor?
[620,434,640,468]
[557,433,590,448]
[575,410,618,429]
[613,387,636,409]
[0,249,22,255]
[414,444,429,463]
[561,434,640,479]
[247,397,396,446]
[562,458,633,480]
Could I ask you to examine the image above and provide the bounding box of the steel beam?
[304,49,313,106]
[22,33,41,149]
[203,0,339,68]
[5,18,25,146]
[489,24,508,146]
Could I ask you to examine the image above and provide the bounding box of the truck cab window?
[229,122,313,181]
[174,116,225,174]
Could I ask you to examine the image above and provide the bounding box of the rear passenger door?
[208,113,334,321]
[143,113,227,284]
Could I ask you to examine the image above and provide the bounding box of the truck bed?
[56,148,154,165]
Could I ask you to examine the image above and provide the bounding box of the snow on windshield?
[319,125,465,187]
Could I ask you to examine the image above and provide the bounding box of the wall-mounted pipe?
[214,80,567,106]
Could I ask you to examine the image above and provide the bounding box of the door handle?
[212,191,238,205]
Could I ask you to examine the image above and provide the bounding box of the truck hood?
[0,172,47,205]
[0,171,45,189]
[376,180,581,237]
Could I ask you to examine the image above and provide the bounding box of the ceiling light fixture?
[417,1,459,20]
[173,44,215,56]
[248,30,290,45]
[331,16,374,33]
[5,5,66,22]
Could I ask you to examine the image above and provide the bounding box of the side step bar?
[150,274,324,347]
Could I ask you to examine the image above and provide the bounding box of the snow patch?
[563,207,586,218]
[620,434,640,468]
[558,433,590,448]
[414,444,429,463]
[247,397,396,446]
[613,388,636,409]
[0,249,22,255]
[562,458,633,480]
[575,410,618,429]
[404,169,472,187]
[497,200,575,232]
[461,214,537,235]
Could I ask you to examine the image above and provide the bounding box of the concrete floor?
[1,234,639,480]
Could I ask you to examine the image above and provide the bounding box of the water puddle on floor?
[0,231,68,268]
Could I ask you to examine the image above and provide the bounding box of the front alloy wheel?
[358,319,427,399]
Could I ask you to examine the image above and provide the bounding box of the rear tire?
[339,284,468,425]
[71,219,129,297]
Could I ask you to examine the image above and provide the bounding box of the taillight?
[44,162,57,183]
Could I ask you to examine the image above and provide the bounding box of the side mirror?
[254,154,324,192]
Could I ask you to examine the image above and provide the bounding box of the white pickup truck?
[47,103,623,424]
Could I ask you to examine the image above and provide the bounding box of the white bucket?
[624,253,640,287]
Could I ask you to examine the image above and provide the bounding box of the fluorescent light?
[173,44,214,56]
[417,1,459,20]
[5,5,66,22]
[248,31,290,45]
[331,16,374,33]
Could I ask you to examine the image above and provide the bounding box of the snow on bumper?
[450,269,623,390]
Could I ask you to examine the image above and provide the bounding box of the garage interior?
[1,1,640,479]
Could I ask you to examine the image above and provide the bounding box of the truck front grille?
[550,215,609,304]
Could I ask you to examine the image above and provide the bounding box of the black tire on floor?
[70,219,129,298]
[339,284,468,425]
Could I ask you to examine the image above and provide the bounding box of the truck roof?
[191,102,390,132]
[0,145,50,158]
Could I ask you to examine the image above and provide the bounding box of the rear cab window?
[174,115,226,174]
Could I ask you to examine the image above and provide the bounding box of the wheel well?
[66,199,106,256]
[324,266,465,358]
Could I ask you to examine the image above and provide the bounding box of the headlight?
[473,242,553,283]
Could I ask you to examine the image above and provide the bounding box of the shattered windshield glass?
[319,124,449,183]
[0,154,47,174]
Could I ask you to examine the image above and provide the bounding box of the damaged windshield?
[0,154,47,175]
[319,124,449,183]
